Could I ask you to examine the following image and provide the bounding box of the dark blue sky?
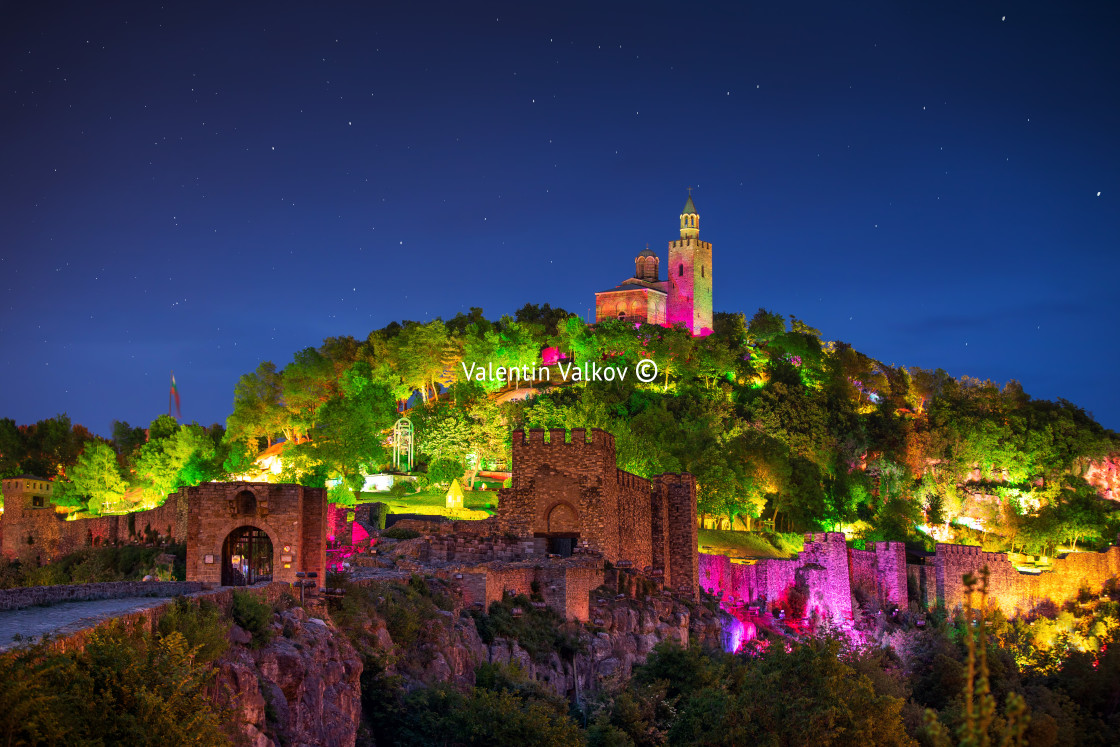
[2,1,1117,434]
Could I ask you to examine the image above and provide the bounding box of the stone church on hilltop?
[594,194,713,336]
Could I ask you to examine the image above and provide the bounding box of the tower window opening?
[678,264,684,276]
[701,265,705,278]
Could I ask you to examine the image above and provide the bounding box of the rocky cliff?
[215,606,363,747]
[349,580,727,701]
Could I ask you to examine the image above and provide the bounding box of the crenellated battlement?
[496,428,699,599]
[805,531,848,545]
[616,470,650,490]
[667,239,712,250]
[512,427,615,451]
[936,543,984,557]
[651,472,695,488]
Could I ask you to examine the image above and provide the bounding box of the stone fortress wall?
[1,476,187,564]
[494,428,698,597]
[699,533,1120,621]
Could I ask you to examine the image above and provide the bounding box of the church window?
[678,264,684,276]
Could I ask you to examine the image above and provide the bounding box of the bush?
[427,458,465,486]
[0,623,230,744]
[0,544,187,588]
[156,597,229,663]
[471,594,583,662]
[369,502,391,530]
[230,590,273,648]
[389,683,583,746]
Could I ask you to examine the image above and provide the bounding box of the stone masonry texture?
[494,428,699,597]
[183,482,327,587]
[699,534,1120,621]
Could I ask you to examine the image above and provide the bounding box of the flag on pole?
[169,371,181,420]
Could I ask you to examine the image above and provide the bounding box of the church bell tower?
[666,193,713,335]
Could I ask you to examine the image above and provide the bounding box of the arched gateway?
[183,482,327,587]
[221,525,273,586]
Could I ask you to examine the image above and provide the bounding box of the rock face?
[1085,454,1120,502]
[374,592,726,701]
[216,607,363,747]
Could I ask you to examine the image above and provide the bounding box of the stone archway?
[543,501,579,557]
[221,525,273,586]
[547,502,579,533]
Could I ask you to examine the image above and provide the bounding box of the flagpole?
[169,371,181,420]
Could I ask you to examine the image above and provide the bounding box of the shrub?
[427,458,465,486]
[369,502,391,530]
[471,594,583,662]
[390,683,583,746]
[157,597,230,663]
[0,623,229,744]
[230,590,273,648]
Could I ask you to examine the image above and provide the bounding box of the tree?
[54,442,126,514]
[306,362,398,495]
[110,421,146,464]
[227,361,288,447]
[282,348,336,439]
[514,302,572,336]
[923,569,1030,747]
[147,414,179,443]
[395,321,454,403]
[669,636,917,746]
[132,424,220,506]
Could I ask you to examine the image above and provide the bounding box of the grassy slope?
[360,488,498,519]
[698,529,803,559]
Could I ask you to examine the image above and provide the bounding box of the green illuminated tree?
[395,320,455,403]
[132,424,220,506]
[227,361,288,447]
[306,362,397,495]
[282,347,337,438]
[669,637,917,746]
[53,442,126,514]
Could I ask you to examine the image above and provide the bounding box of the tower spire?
[680,191,699,239]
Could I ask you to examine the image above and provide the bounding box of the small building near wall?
[183,482,327,587]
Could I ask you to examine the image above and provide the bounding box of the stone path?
[0,596,170,652]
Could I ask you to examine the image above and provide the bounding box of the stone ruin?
[335,427,702,621]
[699,532,1120,623]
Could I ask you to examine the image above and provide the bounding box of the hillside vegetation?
[6,303,1118,553]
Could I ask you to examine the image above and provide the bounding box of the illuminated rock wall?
[1085,453,1120,502]
[849,542,908,608]
[698,533,857,622]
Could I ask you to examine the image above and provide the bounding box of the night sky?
[2,1,1117,435]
